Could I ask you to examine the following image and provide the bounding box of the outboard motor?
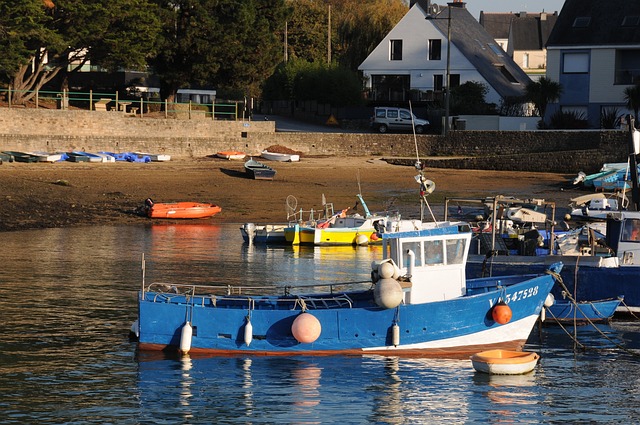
[243,223,257,244]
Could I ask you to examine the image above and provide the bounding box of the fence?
[3,87,248,121]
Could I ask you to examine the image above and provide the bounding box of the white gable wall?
[359,5,504,105]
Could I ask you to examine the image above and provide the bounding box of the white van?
[371,107,430,134]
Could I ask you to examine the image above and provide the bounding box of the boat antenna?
[409,101,437,223]
[628,115,640,211]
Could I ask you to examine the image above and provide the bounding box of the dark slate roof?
[423,4,532,99]
[547,0,640,46]
[479,12,513,39]
[511,13,558,50]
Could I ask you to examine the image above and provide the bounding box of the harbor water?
[1,223,639,424]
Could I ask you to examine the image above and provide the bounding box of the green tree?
[450,81,495,115]
[334,0,407,70]
[1,0,161,104]
[624,83,640,123]
[524,77,563,125]
[151,0,289,101]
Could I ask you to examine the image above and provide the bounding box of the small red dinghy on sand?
[144,198,222,219]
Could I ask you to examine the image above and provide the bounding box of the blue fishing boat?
[544,297,622,324]
[136,219,560,356]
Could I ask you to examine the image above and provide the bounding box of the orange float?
[492,301,512,324]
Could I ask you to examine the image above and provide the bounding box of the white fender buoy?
[179,321,193,354]
[130,319,139,339]
[391,323,400,347]
[541,307,546,322]
[291,312,321,343]
[244,317,253,347]
[544,293,555,308]
[355,234,369,246]
[374,278,403,309]
[378,261,395,279]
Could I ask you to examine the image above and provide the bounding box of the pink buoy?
[291,312,321,343]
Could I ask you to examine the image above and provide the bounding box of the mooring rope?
[545,269,640,357]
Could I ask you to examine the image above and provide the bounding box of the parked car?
[371,107,430,134]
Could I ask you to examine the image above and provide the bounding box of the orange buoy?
[492,302,512,325]
[291,312,322,343]
[370,233,380,241]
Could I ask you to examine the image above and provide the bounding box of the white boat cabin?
[382,222,472,304]
[606,211,640,265]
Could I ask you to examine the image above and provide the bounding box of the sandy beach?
[0,155,576,232]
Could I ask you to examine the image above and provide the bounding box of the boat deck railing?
[143,280,372,309]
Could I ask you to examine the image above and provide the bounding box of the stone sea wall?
[0,108,628,173]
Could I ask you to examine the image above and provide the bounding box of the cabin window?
[446,239,466,264]
[428,39,442,60]
[390,39,403,61]
[403,241,422,268]
[623,219,640,241]
[423,240,443,265]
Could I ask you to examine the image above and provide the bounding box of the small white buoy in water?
[374,278,403,309]
[179,321,193,355]
[291,312,321,343]
[355,234,369,246]
[391,323,400,347]
[244,316,253,347]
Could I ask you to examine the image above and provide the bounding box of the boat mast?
[628,115,640,211]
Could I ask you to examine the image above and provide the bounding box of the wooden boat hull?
[147,202,222,219]
[470,350,539,374]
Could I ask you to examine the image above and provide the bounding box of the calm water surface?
[1,223,639,424]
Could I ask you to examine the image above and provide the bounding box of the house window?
[523,53,530,69]
[573,17,591,28]
[563,52,589,74]
[434,74,444,91]
[488,43,504,57]
[615,49,640,84]
[622,16,640,27]
[495,65,518,83]
[390,39,403,61]
[449,74,460,88]
[428,39,442,60]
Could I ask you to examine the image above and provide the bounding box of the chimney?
[519,11,527,18]
[450,1,466,8]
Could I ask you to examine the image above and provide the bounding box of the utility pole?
[327,5,331,64]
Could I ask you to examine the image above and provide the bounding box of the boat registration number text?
[503,286,539,304]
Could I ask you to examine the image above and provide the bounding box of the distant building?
[545,0,640,127]
[480,11,558,78]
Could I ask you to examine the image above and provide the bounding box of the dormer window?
[488,43,504,57]
[622,16,640,27]
[495,65,518,83]
[390,39,403,61]
[573,17,591,28]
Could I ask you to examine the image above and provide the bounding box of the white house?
[358,0,531,107]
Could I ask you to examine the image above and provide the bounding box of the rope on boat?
[545,269,640,357]
[618,298,640,320]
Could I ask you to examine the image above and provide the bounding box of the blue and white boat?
[136,219,560,356]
